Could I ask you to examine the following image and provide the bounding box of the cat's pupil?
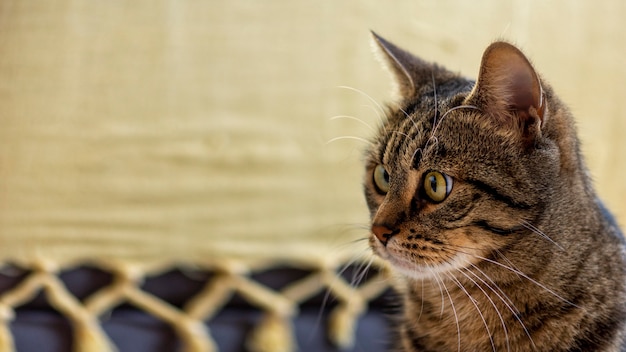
[429,175,437,192]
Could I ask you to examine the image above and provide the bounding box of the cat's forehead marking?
[381,99,458,170]
[376,77,475,171]
[380,108,431,168]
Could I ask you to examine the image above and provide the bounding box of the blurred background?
[1,0,624,264]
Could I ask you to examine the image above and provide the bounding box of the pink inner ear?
[509,67,539,111]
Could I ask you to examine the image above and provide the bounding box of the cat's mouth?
[370,234,473,279]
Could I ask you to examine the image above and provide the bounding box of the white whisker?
[325,135,373,146]
[338,85,388,133]
[438,273,461,352]
[456,267,510,352]
[329,115,377,133]
[391,130,411,140]
[430,105,480,137]
[494,249,523,280]
[475,254,579,308]
[397,106,424,165]
[428,267,447,318]
[425,136,439,155]
[446,273,497,352]
[466,263,537,350]
[399,107,418,128]
[336,252,371,281]
[399,107,421,141]
[423,105,480,158]
[521,221,565,251]
[351,257,375,287]
[361,104,388,133]
[416,276,425,322]
[467,262,517,312]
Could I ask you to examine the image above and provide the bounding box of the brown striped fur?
[365,32,626,351]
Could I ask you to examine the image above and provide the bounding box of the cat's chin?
[376,246,473,280]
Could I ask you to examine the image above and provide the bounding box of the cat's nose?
[372,224,397,246]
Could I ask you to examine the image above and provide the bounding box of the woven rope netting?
[0,3,390,351]
[0,259,389,352]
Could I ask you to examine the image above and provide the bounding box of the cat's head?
[365,33,579,279]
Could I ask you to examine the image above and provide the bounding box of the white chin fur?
[388,253,472,280]
[373,239,472,280]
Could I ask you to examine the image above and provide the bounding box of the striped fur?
[365,33,626,351]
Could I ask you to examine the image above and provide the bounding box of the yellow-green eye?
[373,165,390,194]
[423,171,453,203]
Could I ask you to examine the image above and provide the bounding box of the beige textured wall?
[0,1,624,266]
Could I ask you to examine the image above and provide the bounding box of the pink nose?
[372,224,396,246]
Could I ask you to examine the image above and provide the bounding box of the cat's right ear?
[370,31,432,99]
[465,42,545,143]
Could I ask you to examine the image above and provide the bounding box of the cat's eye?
[373,165,390,194]
[423,171,453,203]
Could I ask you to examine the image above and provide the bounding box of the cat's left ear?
[466,42,545,142]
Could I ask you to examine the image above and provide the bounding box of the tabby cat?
[364,32,626,351]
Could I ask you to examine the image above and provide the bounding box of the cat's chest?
[400,276,527,349]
